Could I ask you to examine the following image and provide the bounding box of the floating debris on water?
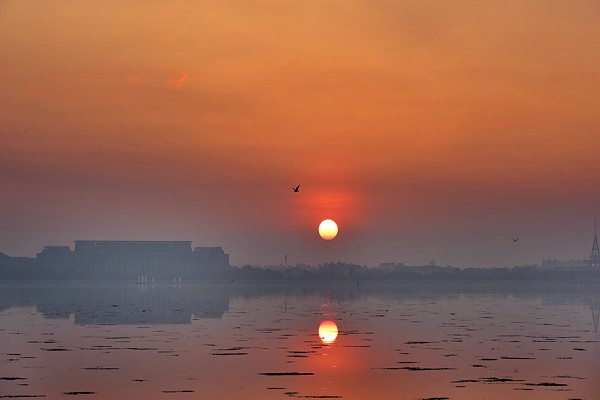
[500,356,534,360]
[418,397,450,400]
[161,390,195,393]
[404,341,437,345]
[41,348,71,352]
[259,372,314,376]
[552,375,586,380]
[63,392,95,395]
[375,367,455,371]
[452,377,525,383]
[524,382,568,387]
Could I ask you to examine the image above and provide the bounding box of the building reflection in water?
[0,283,230,324]
[318,319,339,344]
[591,297,600,332]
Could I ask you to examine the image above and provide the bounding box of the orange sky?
[1,0,600,267]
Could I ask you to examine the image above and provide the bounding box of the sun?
[318,320,339,344]
[318,219,338,240]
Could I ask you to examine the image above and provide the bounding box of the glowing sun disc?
[318,320,339,344]
[318,219,338,240]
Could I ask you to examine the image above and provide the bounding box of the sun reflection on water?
[318,320,339,344]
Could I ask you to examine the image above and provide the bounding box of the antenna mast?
[589,215,600,267]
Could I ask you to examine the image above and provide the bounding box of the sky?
[1,0,600,268]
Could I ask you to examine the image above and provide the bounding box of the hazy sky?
[2,1,600,267]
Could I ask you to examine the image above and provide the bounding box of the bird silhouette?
[512,238,519,243]
[292,185,300,192]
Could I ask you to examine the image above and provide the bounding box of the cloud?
[166,73,189,89]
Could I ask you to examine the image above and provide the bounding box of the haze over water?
[1,283,598,399]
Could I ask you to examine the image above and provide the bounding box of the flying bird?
[292,185,300,192]
[512,238,519,243]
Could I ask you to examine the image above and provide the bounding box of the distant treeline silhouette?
[2,252,599,283]
[231,262,600,283]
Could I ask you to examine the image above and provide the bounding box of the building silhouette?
[33,240,230,281]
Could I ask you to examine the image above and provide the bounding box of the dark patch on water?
[404,341,436,345]
[82,367,119,370]
[552,375,586,380]
[0,377,26,380]
[63,392,95,395]
[376,367,455,371]
[122,347,157,351]
[161,390,195,393]
[259,372,314,376]
[403,367,454,371]
[453,377,524,383]
[481,377,524,383]
[500,356,534,360]
[0,396,46,398]
[212,352,248,356]
[41,348,70,352]
[524,382,568,387]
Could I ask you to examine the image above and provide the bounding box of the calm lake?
[1,283,599,399]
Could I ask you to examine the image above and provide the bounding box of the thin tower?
[589,215,600,267]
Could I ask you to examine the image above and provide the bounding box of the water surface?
[1,283,598,399]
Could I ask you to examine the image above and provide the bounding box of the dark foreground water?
[1,283,599,399]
